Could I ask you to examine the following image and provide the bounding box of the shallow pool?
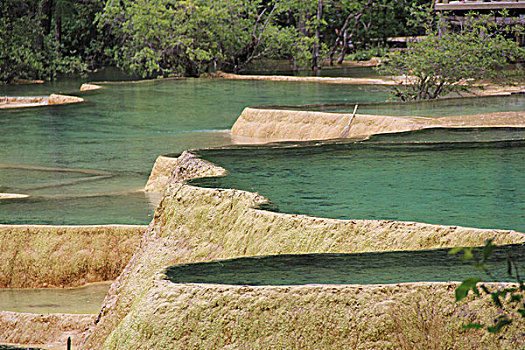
[1,71,524,226]
[0,73,387,224]
[0,283,109,314]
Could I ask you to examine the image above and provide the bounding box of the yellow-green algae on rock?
[145,151,227,194]
[82,152,525,349]
[103,280,524,349]
[0,311,96,349]
[0,224,145,288]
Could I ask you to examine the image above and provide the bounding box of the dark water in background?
[165,244,525,285]
[280,94,525,116]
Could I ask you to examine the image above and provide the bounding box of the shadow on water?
[165,244,525,286]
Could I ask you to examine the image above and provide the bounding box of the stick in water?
[339,104,359,138]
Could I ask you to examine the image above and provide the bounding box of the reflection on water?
[0,282,109,314]
[165,244,524,286]
[193,129,525,232]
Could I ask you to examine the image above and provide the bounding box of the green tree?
[0,0,102,83]
[377,10,525,101]
[98,0,314,77]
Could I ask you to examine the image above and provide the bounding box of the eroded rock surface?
[80,84,103,91]
[231,107,525,143]
[145,151,227,193]
[0,94,84,109]
[0,225,145,288]
[0,311,95,349]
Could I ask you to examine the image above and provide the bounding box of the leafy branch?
[450,239,525,334]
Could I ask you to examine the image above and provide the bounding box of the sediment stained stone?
[0,225,145,288]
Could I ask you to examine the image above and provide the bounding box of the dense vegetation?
[0,0,106,83]
[1,0,428,82]
[378,9,525,100]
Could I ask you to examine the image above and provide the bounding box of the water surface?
[165,244,524,285]
[193,128,525,232]
[277,94,525,116]
[0,283,109,314]
[0,76,386,224]
[1,73,524,225]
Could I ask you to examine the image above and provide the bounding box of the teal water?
[0,74,388,224]
[1,72,524,226]
[165,244,524,285]
[276,94,525,116]
[192,128,525,232]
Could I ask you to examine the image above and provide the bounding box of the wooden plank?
[436,1,525,11]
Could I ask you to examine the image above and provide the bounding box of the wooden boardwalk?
[435,1,525,12]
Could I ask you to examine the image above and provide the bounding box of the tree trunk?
[37,0,53,50]
[337,29,348,64]
[312,0,322,70]
[55,2,61,49]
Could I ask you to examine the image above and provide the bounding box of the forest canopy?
[0,0,432,82]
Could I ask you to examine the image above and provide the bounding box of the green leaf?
[449,247,464,255]
[487,318,512,333]
[473,262,486,271]
[456,278,481,302]
[461,248,474,261]
[462,323,485,330]
[490,293,503,308]
[482,238,495,261]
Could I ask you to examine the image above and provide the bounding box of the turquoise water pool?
[1,71,524,227]
[278,94,525,116]
[193,129,525,232]
[0,74,387,224]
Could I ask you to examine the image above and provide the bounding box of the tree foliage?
[98,0,316,77]
[450,239,525,334]
[0,0,103,83]
[1,0,432,81]
[377,10,525,101]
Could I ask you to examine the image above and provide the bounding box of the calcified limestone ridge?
[0,94,83,109]
[231,107,525,143]
[0,311,96,349]
[82,152,525,349]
